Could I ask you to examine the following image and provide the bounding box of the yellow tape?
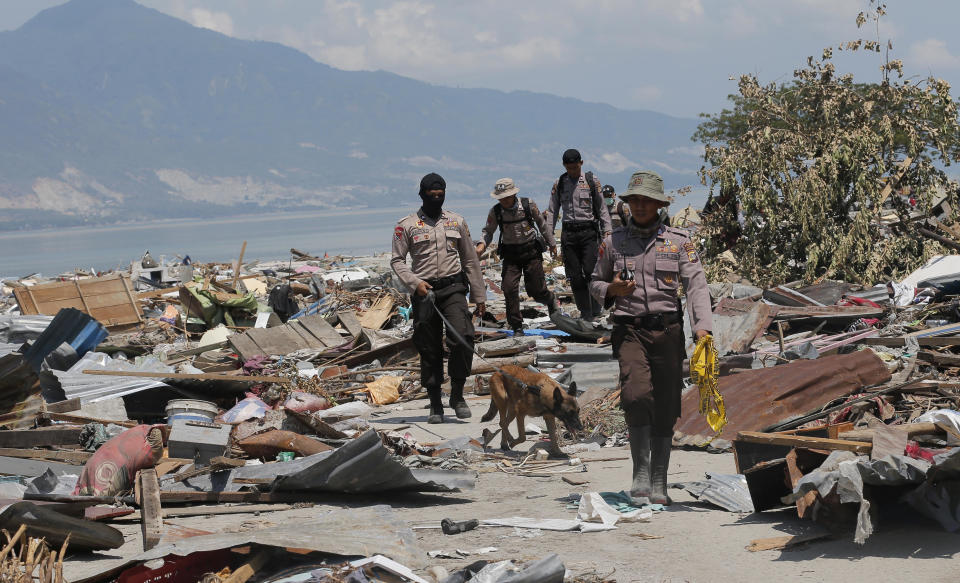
[691,334,726,440]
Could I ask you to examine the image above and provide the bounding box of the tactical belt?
[426,271,466,290]
[613,311,681,330]
[499,240,542,262]
[562,220,597,232]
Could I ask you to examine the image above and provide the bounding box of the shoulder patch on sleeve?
[394,225,404,241]
[683,240,699,263]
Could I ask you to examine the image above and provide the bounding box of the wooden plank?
[296,314,345,347]
[154,459,189,477]
[785,450,816,520]
[245,326,305,356]
[231,240,248,291]
[74,280,92,314]
[838,422,940,442]
[747,532,831,552]
[471,354,536,374]
[81,370,290,383]
[17,275,141,326]
[337,310,363,338]
[138,468,163,551]
[357,296,395,330]
[160,503,296,518]
[224,550,270,583]
[137,286,182,300]
[13,287,39,315]
[28,277,126,302]
[44,398,82,414]
[919,349,960,367]
[228,334,266,362]
[42,412,137,428]
[736,431,872,454]
[120,275,143,323]
[0,428,83,448]
[0,448,92,464]
[89,303,141,327]
[286,322,327,350]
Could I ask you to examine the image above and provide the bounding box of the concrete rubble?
[0,243,959,581]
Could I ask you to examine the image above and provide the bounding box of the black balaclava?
[419,173,446,219]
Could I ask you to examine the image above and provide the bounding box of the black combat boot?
[449,378,472,419]
[628,425,652,504]
[546,295,558,315]
[650,436,673,505]
[427,385,444,424]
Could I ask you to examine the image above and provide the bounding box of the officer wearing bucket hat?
[545,149,612,321]
[589,170,712,505]
[478,178,558,335]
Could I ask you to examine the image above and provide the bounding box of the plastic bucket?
[165,399,219,424]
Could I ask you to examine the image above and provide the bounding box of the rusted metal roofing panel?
[676,350,891,439]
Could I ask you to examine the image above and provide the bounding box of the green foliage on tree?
[693,2,960,286]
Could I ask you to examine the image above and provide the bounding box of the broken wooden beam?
[0,428,82,449]
[837,422,941,442]
[736,431,872,454]
[81,370,290,384]
[138,468,163,551]
[0,448,92,465]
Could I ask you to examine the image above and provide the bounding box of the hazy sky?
[3,0,960,118]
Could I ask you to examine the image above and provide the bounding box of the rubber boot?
[427,385,444,424]
[628,425,652,504]
[650,436,673,505]
[449,378,472,419]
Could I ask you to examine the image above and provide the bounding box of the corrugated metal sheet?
[676,350,892,439]
[0,353,43,429]
[679,473,754,513]
[163,430,474,495]
[21,308,107,372]
[50,352,176,403]
[0,315,54,344]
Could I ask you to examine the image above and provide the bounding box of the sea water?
[0,202,493,278]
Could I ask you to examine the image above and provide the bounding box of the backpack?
[556,171,603,223]
[494,197,545,253]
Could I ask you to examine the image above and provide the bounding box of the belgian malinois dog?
[480,364,583,455]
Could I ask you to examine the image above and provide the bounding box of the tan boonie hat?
[491,177,520,200]
[620,170,668,203]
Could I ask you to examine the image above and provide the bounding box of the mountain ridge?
[0,0,703,231]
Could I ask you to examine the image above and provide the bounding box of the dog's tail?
[480,399,496,422]
[480,374,498,422]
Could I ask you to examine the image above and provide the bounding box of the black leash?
[420,291,540,394]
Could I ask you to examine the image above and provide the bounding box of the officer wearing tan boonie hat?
[590,170,712,506]
[478,178,558,334]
